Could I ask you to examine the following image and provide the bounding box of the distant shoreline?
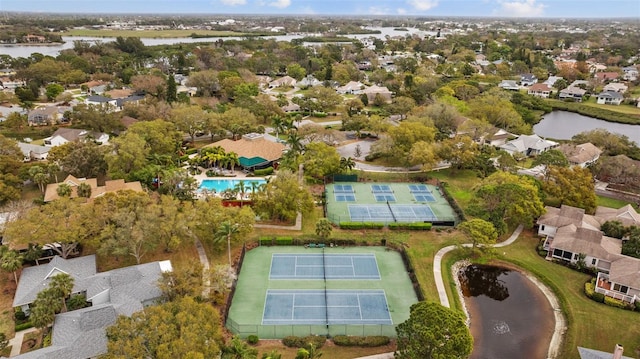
[0,42,64,47]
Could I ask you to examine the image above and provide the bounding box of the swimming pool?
[199,178,266,193]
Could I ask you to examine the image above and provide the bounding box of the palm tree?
[223,336,258,359]
[250,181,261,198]
[76,182,92,198]
[234,180,247,207]
[286,132,305,156]
[272,115,285,139]
[339,157,356,172]
[0,250,23,284]
[56,183,72,197]
[30,288,63,335]
[50,273,74,312]
[23,243,43,265]
[227,152,239,173]
[215,221,239,266]
[262,350,282,359]
[47,163,60,183]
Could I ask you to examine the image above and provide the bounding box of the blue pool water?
[199,178,266,192]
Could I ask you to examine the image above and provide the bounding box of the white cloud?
[269,0,291,8]
[495,0,545,17]
[407,0,438,11]
[397,8,407,14]
[220,0,246,5]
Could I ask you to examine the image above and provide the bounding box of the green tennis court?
[325,182,457,225]
[226,246,419,339]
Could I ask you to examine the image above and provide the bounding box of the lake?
[534,111,640,145]
[0,27,436,58]
[459,264,554,359]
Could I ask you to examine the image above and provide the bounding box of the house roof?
[551,226,622,262]
[12,259,172,359]
[104,88,133,99]
[47,128,106,143]
[608,257,640,291]
[500,134,557,153]
[362,85,391,94]
[13,255,97,307]
[594,204,640,228]
[28,106,62,118]
[537,205,585,228]
[578,347,633,359]
[206,137,285,163]
[528,83,551,92]
[603,83,627,92]
[557,143,602,165]
[86,95,116,103]
[520,73,536,81]
[560,87,587,96]
[17,142,49,156]
[337,81,364,92]
[595,72,619,80]
[269,76,296,86]
[597,91,624,100]
[44,175,143,202]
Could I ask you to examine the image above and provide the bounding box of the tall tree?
[215,221,239,267]
[395,301,472,359]
[458,218,498,251]
[543,166,597,213]
[302,142,341,180]
[170,105,210,143]
[76,182,92,198]
[0,134,24,204]
[532,149,569,168]
[315,218,333,241]
[49,273,74,312]
[252,170,313,222]
[0,250,23,283]
[30,287,63,333]
[104,297,223,359]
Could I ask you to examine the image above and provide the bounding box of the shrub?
[179,155,190,163]
[185,148,198,155]
[282,335,326,349]
[15,322,33,332]
[604,296,627,309]
[592,292,605,303]
[339,222,384,230]
[259,236,274,246]
[584,281,595,299]
[275,237,293,245]
[43,331,52,347]
[332,335,390,347]
[254,167,274,176]
[247,335,259,345]
[388,222,432,230]
[206,170,216,177]
[635,300,640,312]
[14,307,26,322]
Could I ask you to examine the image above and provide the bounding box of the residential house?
[498,80,520,91]
[0,76,25,89]
[115,94,145,110]
[559,86,587,102]
[622,66,639,81]
[85,95,118,111]
[362,85,393,104]
[498,134,558,157]
[205,133,286,171]
[519,73,538,86]
[297,75,323,88]
[557,142,602,168]
[357,61,372,70]
[27,106,66,126]
[481,128,512,147]
[43,174,143,202]
[281,103,301,113]
[176,85,197,97]
[538,204,640,303]
[543,76,563,87]
[596,91,623,105]
[594,71,620,83]
[11,255,172,359]
[0,104,25,122]
[268,76,297,89]
[603,83,628,93]
[527,83,552,98]
[17,142,49,161]
[336,81,365,95]
[0,68,16,77]
[578,344,633,359]
[89,84,107,95]
[43,128,109,147]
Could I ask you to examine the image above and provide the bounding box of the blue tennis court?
[408,184,431,193]
[371,184,392,193]
[270,254,381,279]
[348,204,437,222]
[334,184,354,193]
[335,194,356,202]
[374,194,396,202]
[262,289,393,325]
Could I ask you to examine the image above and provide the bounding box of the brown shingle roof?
[595,204,640,228]
[608,257,640,290]
[205,137,285,162]
[551,225,622,262]
[528,83,551,92]
[557,142,602,165]
[44,175,143,202]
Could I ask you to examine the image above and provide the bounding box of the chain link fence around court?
[226,317,396,339]
[326,212,458,226]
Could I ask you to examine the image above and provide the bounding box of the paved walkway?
[194,239,211,298]
[433,225,523,308]
[8,327,38,357]
[353,352,394,359]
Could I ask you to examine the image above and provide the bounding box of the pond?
[533,111,640,145]
[458,264,554,359]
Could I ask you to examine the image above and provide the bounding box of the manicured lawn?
[429,169,481,209]
[583,98,640,116]
[596,195,638,209]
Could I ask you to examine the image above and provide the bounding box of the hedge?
[282,335,326,349]
[388,222,432,230]
[185,148,198,155]
[247,335,259,345]
[592,292,605,303]
[254,167,274,176]
[332,335,390,347]
[15,321,33,331]
[339,222,384,230]
[604,296,627,309]
[584,281,595,298]
[259,236,274,245]
[275,237,293,245]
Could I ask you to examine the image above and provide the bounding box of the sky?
[1,0,639,18]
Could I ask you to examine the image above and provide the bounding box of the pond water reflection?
[459,264,554,359]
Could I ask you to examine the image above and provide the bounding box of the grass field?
[583,97,640,116]
[227,246,418,339]
[59,29,256,38]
